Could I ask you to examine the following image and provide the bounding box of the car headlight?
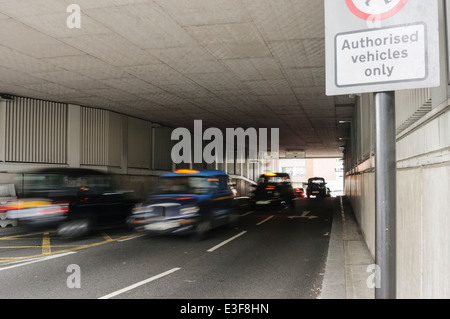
[274,191,281,197]
[180,205,199,215]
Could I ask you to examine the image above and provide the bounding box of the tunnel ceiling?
[0,0,354,158]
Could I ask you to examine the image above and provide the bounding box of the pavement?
[321,196,375,299]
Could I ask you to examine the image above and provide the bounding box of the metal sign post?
[374,91,396,299]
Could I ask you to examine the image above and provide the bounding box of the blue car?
[128,169,238,238]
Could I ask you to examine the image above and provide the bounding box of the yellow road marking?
[0,231,57,240]
[0,246,43,249]
[0,233,138,264]
[101,232,113,242]
[42,232,51,255]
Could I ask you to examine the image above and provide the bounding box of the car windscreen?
[18,174,112,195]
[154,176,219,194]
[309,179,325,184]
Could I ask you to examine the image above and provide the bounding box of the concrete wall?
[345,170,375,257]
[346,102,450,299]
[396,104,450,298]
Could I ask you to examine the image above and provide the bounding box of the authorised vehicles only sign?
[325,0,440,95]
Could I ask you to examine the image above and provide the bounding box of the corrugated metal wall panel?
[396,88,432,133]
[107,112,123,167]
[5,97,67,163]
[80,107,108,166]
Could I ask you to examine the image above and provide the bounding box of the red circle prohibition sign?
[345,0,409,21]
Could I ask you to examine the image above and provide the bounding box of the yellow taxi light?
[174,169,200,174]
[264,173,277,177]
[7,200,52,210]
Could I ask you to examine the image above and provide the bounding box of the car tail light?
[36,202,69,215]
[5,199,69,213]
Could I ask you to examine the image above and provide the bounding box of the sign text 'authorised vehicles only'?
[335,23,427,87]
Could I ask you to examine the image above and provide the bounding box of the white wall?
[396,103,450,298]
[346,104,450,298]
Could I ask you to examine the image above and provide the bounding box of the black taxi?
[128,169,238,238]
[249,173,295,210]
[6,168,137,237]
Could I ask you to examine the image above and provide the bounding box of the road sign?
[285,151,305,159]
[325,0,440,95]
[345,0,409,21]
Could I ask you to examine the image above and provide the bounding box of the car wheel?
[194,218,212,240]
[289,199,295,209]
[58,218,91,238]
[228,211,239,227]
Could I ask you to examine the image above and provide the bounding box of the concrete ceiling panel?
[187,23,271,59]
[154,0,251,26]
[0,0,351,157]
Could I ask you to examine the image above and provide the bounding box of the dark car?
[127,169,237,238]
[249,173,295,210]
[306,177,327,198]
[5,168,137,237]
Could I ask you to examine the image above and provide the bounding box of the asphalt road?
[0,197,335,300]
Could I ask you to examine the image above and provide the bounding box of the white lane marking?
[0,252,76,272]
[287,211,319,220]
[207,231,247,253]
[98,267,181,299]
[256,215,274,226]
[240,211,254,217]
[117,234,146,242]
